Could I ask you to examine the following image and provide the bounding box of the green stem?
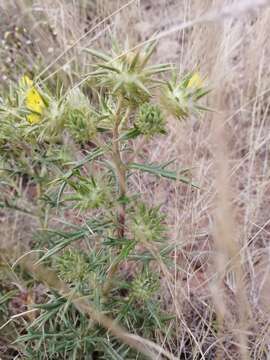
[103,96,126,296]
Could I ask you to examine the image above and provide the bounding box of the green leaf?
[120,127,141,140]
[51,147,106,187]
[129,50,141,70]
[128,162,199,188]
[116,240,137,262]
[98,63,121,74]
[140,41,157,68]
[36,220,111,263]
[144,63,172,76]
[35,231,86,264]
[83,48,111,62]
[195,88,211,100]
[100,339,128,360]
[56,181,67,208]
[0,290,18,305]
[133,79,151,97]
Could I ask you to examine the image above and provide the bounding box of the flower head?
[87,42,171,106]
[129,203,166,243]
[161,71,209,120]
[67,176,111,210]
[131,271,159,301]
[56,248,90,283]
[20,75,45,124]
[135,103,166,137]
[65,88,97,143]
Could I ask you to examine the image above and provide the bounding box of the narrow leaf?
[128,162,199,188]
[83,48,111,62]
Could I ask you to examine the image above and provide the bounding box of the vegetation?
[0,38,208,358]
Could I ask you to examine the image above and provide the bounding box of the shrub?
[0,42,209,359]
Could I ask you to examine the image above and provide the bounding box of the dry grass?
[1,0,270,358]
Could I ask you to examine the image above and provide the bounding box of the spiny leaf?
[128,162,199,188]
[36,220,111,263]
[120,127,141,140]
[130,52,141,69]
[140,41,157,68]
[133,79,151,97]
[98,63,121,74]
[144,63,172,76]
[51,147,105,185]
[83,48,111,62]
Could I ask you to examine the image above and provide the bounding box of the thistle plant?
[0,42,209,359]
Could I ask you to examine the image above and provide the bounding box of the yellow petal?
[26,88,44,114]
[20,76,45,124]
[187,72,203,88]
[25,88,45,124]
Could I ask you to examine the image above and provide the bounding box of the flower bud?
[161,72,209,120]
[65,88,97,143]
[57,249,90,283]
[135,103,166,137]
[129,203,166,243]
[131,271,159,301]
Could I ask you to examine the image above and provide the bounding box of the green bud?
[65,88,97,143]
[129,203,166,243]
[37,100,66,142]
[135,103,166,136]
[56,248,90,283]
[66,109,97,143]
[68,176,110,210]
[131,271,159,301]
[87,43,170,107]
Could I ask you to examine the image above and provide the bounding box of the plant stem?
[103,96,126,296]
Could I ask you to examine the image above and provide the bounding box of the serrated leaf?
[128,162,199,188]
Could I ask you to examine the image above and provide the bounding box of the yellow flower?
[187,72,203,89]
[20,75,45,124]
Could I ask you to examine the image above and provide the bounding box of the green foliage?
[135,102,166,136]
[56,248,90,283]
[64,175,112,210]
[130,270,159,302]
[65,88,98,143]
[161,71,210,120]
[86,42,171,106]
[0,40,209,359]
[129,202,166,244]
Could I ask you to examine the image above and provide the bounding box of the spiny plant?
[0,41,209,359]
